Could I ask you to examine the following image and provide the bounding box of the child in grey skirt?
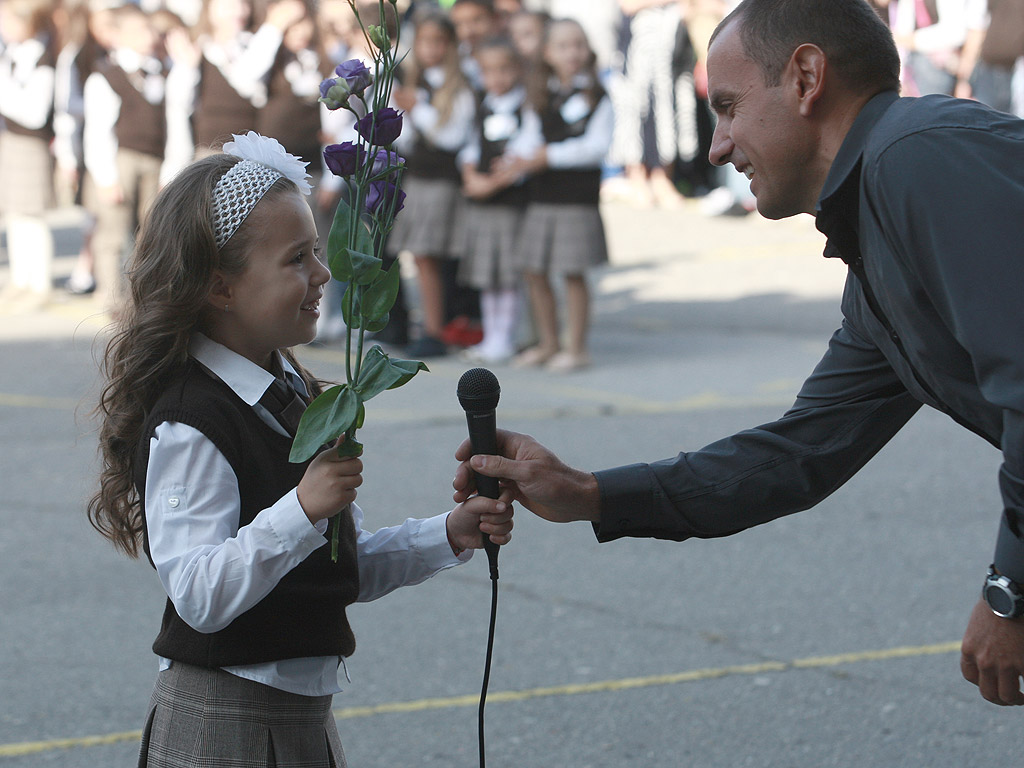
[505,19,613,372]
[455,36,542,364]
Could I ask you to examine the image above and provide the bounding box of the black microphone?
[457,367,501,580]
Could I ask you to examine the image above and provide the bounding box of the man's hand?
[960,598,1024,705]
[454,429,601,524]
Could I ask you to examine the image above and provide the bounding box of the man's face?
[706,21,819,220]
[451,3,495,50]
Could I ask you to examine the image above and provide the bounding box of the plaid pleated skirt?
[137,663,347,768]
[0,132,54,216]
[387,175,465,257]
[515,203,609,276]
[454,201,524,291]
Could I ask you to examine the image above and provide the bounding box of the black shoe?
[405,336,448,358]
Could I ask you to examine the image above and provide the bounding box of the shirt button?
[167,497,180,508]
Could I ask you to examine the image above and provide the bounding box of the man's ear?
[789,43,827,117]
[207,272,234,312]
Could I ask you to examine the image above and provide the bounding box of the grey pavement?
[0,201,1018,767]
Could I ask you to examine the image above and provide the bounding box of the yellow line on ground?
[0,392,80,410]
[0,641,960,757]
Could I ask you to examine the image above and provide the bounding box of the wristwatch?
[982,565,1024,619]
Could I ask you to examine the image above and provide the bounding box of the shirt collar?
[815,90,899,257]
[189,334,306,405]
[484,85,525,112]
[817,89,899,210]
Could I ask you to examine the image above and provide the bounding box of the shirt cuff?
[419,511,473,566]
[267,487,329,556]
[994,509,1024,584]
[592,463,658,542]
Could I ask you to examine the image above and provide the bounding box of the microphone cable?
[456,367,503,768]
[478,549,499,768]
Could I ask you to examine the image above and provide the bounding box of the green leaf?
[355,345,429,401]
[327,198,374,282]
[340,285,390,332]
[364,311,389,333]
[361,261,401,321]
[288,385,362,462]
[340,283,361,327]
[336,436,363,458]
[329,240,353,283]
[385,356,430,390]
[347,248,382,285]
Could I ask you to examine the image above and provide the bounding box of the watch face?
[985,583,1015,616]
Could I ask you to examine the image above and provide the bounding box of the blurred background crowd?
[1,0,1022,367]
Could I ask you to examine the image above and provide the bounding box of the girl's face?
[211,189,328,369]
[508,15,543,61]
[208,0,252,35]
[283,15,314,52]
[118,13,157,58]
[450,3,494,50]
[544,22,591,82]
[478,47,519,97]
[0,7,31,44]
[414,22,450,69]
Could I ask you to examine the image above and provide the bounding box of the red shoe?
[441,316,483,347]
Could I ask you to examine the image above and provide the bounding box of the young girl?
[506,18,613,372]
[390,11,476,358]
[455,36,542,363]
[88,133,513,767]
[0,0,57,310]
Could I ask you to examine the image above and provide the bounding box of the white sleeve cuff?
[267,487,329,555]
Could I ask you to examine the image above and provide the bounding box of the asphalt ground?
[0,201,1019,767]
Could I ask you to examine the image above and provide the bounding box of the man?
[453,0,1024,706]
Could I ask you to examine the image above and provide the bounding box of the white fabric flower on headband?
[222,131,312,195]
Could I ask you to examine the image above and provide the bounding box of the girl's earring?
[224,304,230,311]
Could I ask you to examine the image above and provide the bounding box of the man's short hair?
[713,0,901,95]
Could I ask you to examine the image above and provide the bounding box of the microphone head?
[457,367,500,413]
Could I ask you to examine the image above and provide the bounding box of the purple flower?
[323,142,364,177]
[334,59,373,96]
[365,180,406,215]
[354,107,403,146]
[370,148,405,177]
[319,77,350,110]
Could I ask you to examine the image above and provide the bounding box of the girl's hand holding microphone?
[446,489,515,555]
[296,439,364,525]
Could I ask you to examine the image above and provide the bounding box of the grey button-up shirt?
[595,90,1024,583]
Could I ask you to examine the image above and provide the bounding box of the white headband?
[210,132,312,250]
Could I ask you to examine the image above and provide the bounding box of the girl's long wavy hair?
[88,153,323,558]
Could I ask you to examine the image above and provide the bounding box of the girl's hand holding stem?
[297,439,364,525]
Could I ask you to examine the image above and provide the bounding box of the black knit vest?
[256,49,323,166]
[99,59,166,160]
[135,361,360,667]
[527,84,606,206]
[403,70,461,182]
[193,55,258,150]
[473,91,525,207]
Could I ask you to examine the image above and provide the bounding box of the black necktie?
[259,373,307,437]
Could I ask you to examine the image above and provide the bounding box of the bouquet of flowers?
[289,0,426,560]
